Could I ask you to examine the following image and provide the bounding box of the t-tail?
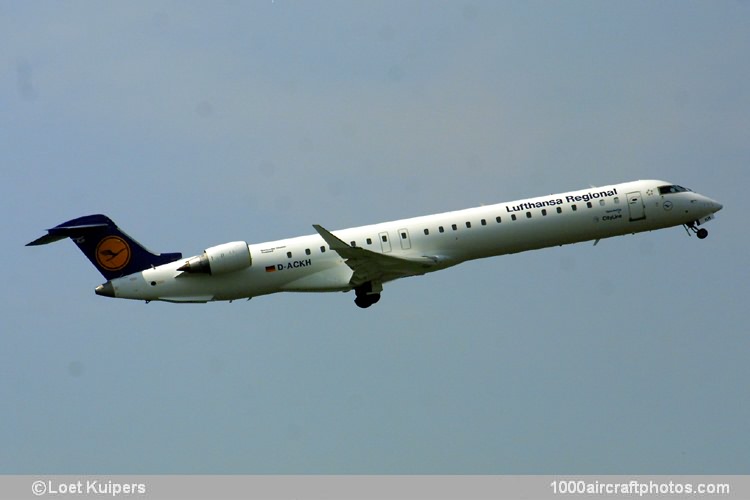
[26,214,182,280]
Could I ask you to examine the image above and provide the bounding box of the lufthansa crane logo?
[95,236,131,271]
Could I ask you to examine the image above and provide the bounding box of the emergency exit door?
[379,232,392,253]
[398,228,411,250]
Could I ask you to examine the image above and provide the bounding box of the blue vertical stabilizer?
[26,214,182,280]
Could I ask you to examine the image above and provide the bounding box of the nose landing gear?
[684,222,708,239]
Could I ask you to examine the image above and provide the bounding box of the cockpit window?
[658,185,691,195]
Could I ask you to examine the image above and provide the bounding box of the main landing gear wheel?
[354,282,382,309]
[354,294,381,308]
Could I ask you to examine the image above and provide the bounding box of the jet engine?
[177,241,251,275]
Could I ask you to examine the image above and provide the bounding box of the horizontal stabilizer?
[27,221,110,246]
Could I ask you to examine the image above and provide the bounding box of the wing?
[313,224,440,287]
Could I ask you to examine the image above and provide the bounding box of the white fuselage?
[105,180,722,303]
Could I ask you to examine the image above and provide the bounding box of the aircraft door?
[627,191,646,221]
[379,232,392,253]
[398,228,412,250]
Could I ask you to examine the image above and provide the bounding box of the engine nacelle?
[177,241,251,275]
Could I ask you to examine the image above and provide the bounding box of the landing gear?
[354,281,382,309]
[684,221,709,239]
[355,293,380,308]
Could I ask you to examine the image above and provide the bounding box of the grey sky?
[1,1,748,473]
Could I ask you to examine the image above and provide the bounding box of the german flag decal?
[265,265,276,273]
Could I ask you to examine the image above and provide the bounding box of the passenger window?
[496,216,502,223]
[452,224,458,231]
[401,232,407,239]
[572,204,577,211]
[465,222,471,228]
[320,246,326,253]
[586,202,593,208]
[542,209,547,216]
[350,241,356,247]
[511,214,517,221]
[599,199,605,206]
[287,251,292,258]
[381,235,388,242]
[526,212,532,218]
[305,248,311,256]
[614,197,620,204]
[481,219,487,226]
[439,226,445,233]
[556,207,562,214]
[424,229,429,235]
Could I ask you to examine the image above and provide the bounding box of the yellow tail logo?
[95,236,131,271]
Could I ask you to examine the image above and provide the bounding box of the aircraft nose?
[707,197,723,213]
[95,281,115,298]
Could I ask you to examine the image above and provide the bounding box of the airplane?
[27,180,722,308]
